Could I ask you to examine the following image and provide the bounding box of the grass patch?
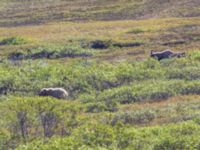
[8,45,94,60]
[0,36,29,45]
[15,121,200,150]
[1,51,200,102]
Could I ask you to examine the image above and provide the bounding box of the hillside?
[0,0,200,26]
[0,0,200,150]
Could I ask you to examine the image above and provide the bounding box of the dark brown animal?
[39,88,69,99]
[150,50,185,60]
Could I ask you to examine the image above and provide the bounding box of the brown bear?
[39,88,68,99]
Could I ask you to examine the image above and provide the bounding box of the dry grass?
[120,95,200,111]
[118,95,200,126]
[0,17,199,62]
[0,18,198,42]
[0,0,199,26]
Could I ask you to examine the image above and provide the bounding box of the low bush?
[96,80,178,104]
[89,40,112,49]
[166,67,200,80]
[94,79,200,104]
[86,102,107,113]
[111,109,156,125]
[16,121,200,150]
[8,46,94,60]
[1,51,200,104]
[0,96,83,148]
[0,37,28,45]
[86,99,118,113]
[0,128,10,150]
[74,123,116,147]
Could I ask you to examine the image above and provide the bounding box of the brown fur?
[39,88,68,99]
[150,49,185,60]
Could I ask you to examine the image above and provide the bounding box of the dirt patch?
[151,24,200,46]
[113,42,143,48]
[161,40,187,46]
[168,24,200,42]
[127,50,145,55]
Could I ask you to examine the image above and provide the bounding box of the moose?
[150,49,185,61]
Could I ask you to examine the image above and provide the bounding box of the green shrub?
[96,80,178,104]
[16,121,200,150]
[128,28,147,34]
[2,51,200,103]
[89,40,112,49]
[0,128,10,150]
[86,99,118,113]
[74,123,116,147]
[8,52,25,60]
[0,37,28,45]
[166,67,200,80]
[111,109,156,125]
[86,102,107,113]
[180,81,200,95]
[0,96,82,148]
[8,45,94,60]
[153,122,200,150]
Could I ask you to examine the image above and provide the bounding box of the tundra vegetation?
[0,0,200,149]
